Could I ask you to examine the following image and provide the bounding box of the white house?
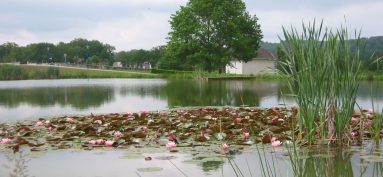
[113,62,123,68]
[226,48,276,75]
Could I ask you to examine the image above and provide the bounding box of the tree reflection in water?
[0,86,114,109]
[2,151,30,177]
[289,141,383,177]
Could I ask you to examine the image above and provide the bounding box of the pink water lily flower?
[45,120,50,124]
[114,131,122,138]
[96,139,105,145]
[271,137,282,147]
[88,140,96,145]
[35,121,43,127]
[143,126,148,133]
[1,138,11,144]
[165,142,177,149]
[235,117,241,124]
[271,140,282,147]
[105,140,114,147]
[244,132,250,139]
[222,143,229,151]
[65,117,75,123]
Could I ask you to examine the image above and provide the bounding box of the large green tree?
[160,0,262,72]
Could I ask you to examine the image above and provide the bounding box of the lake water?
[0,79,382,122]
[1,78,383,177]
[1,142,383,177]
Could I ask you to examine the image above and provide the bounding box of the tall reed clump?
[278,20,361,145]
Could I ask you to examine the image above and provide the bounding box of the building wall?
[226,60,243,74]
[242,59,275,75]
[226,59,275,75]
[112,62,123,67]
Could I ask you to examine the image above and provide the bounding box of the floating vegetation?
[1,106,383,154]
[0,107,298,152]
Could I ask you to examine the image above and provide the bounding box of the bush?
[30,70,47,79]
[0,65,28,80]
[47,67,60,79]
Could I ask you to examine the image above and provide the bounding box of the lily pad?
[119,152,143,159]
[155,155,178,160]
[137,167,163,172]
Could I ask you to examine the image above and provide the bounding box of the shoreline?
[1,64,383,81]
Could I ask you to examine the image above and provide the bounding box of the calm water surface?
[0,79,382,122]
[1,142,383,177]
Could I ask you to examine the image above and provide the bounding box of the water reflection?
[164,80,260,107]
[1,151,30,177]
[0,79,383,122]
[298,150,354,177]
[357,81,383,110]
[1,144,383,177]
[286,141,383,177]
[0,86,114,109]
[0,79,289,109]
[201,160,224,172]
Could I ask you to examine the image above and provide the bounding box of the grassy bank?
[359,71,383,81]
[151,68,283,80]
[0,64,159,80]
[2,64,381,81]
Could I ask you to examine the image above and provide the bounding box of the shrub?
[0,65,28,80]
[47,67,60,79]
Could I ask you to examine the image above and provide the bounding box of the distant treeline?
[261,36,383,71]
[0,38,165,68]
[1,36,383,71]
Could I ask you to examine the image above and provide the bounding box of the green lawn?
[0,64,160,80]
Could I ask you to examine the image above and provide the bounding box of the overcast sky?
[0,0,382,51]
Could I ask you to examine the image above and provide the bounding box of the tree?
[113,46,165,68]
[23,43,55,63]
[160,0,262,72]
[0,42,19,62]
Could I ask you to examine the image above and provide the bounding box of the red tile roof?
[255,48,276,60]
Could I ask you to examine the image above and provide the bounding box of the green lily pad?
[155,155,178,160]
[119,153,143,159]
[137,167,163,172]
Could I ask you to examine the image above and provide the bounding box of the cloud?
[0,0,381,50]
[0,0,187,50]
[88,11,171,50]
[250,1,383,42]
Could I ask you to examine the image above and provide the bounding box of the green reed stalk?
[279,20,361,145]
[369,82,383,140]
[372,111,383,140]
[255,143,277,177]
